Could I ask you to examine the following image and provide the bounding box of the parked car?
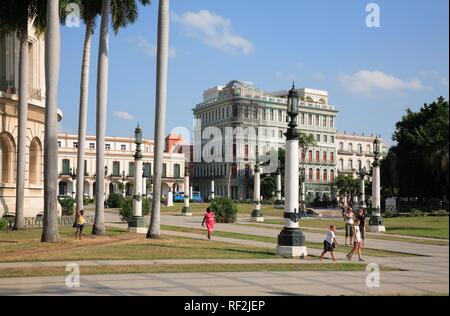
[173,191,185,202]
[191,191,203,203]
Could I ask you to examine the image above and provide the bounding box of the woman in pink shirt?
[202,207,215,240]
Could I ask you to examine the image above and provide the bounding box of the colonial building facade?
[192,80,338,200]
[336,131,388,178]
[57,134,186,200]
[0,26,63,217]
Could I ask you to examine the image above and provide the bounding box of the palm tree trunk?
[147,0,169,239]
[92,0,110,236]
[41,0,60,242]
[75,20,93,215]
[14,25,29,230]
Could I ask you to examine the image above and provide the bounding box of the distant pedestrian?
[202,207,215,240]
[357,208,368,246]
[74,210,85,240]
[320,225,339,261]
[346,219,364,261]
[344,207,354,245]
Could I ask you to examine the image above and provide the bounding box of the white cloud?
[128,35,176,58]
[337,70,423,96]
[418,70,449,88]
[312,71,325,81]
[113,111,134,121]
[172,10,254,55]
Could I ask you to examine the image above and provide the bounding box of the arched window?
[315,151,320,162]
[330,170,335,182]
[308,150,313,162]
[29,138,42,185]
[330,152,334,164]
[348,159,353,170]
[316,169,320,181]
[323,169,327,181]
[366,144,371,154]
[358,144,363,154]
[301,149,305,162]
[358,160,362,170]
[0,132,16,183]
[323,151,327,163]
[308,168,313,180]
[348,143,353,152]
[339,142,344,151]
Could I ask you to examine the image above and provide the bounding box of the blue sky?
[57,0,449,146]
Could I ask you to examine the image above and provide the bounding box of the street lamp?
[276,83,307,258]
[299,167,306,217]
[121,170,127,197]
[369,136,386,232]
[69,167,76,197]
[210,171,215,200]
[181,166,192,216]
[357,166,369,207]
[129,124,146,233]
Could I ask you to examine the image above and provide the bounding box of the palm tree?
[92,0,151,235]
[0,1,39,230]
[41,0,61,242]
[147,0,169,239]
[75,0,102,218]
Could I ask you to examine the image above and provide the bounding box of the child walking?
[202,207,215,240]
[75,210,86,240]
[320,225,339,261]
[346,219,364,261]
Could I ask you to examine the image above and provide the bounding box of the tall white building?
[192,80,338,200]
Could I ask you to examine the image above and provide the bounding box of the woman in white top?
[346,219,364,261]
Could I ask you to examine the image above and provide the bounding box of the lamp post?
[251,152,264,222]
[121,170,126,197]
[181,166,192,216]
[369,136,386,232]
[276,83,307,258]
[69,167,76,198]
[274,167,284,209]
[142,171,147,197]
[299,168,306,217]
[357,166,369,208]
[104,165,108,206]
[129,124,146,233]
[210,172,215,200]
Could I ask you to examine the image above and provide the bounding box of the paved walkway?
[0,212,447,296]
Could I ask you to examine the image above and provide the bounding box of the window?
[279,130,284,139]
[278,110,282,122]
[162,163,167,178]
[123,162,132,177]
[270,109,274,121]
[358,144,362,154]
[308,150,313,162]
[308,114,312,125]
[339,159,344,171]
[308,168,313,180]
[301,150,305,162]
[174,164,181,178]
[358,160,362,170]
[330,117,334,128]
[301,113,305,125]
[331,136,335,143]
[316,134,320,142]
[29,138,42,184]
[113,161,120,176]
[348,143,353,152]
[348,159,353,170]
[84,160,88,175]
[62,159,70,175]
[143,163,151,177]
[316,169,320,181]
[316,151,320,162]
[330,152,334,164]
[120,144,126,151]
[366,144,371,154]
[89,143,95,149]
[324,135,328,143]
[58,141,61,148]
[323,169,327,181]
[323,116,327,127]
[262,109,266,120]
[339,142,344,151]
[330,170,335,182]
[105,144,111,150]
[323,151,327,163]
[73,142,78,148]
[315,115,319,126]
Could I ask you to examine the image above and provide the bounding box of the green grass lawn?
[161,225,417,257]
[263,216,449,239]
[0,226,275,262]
[0,262,396,278]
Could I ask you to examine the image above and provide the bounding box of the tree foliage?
[382,97,449,199]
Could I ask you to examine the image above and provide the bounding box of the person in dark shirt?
[356,208,367,246]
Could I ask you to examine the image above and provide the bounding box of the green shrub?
[209,197,237,223]
[0,218,8,231]
[384,210,399,218]
[430,209,449,217]
[58,196,75,216]
[107,193,124,208]
[119,198,133,222]
[142,197,151,216]
[410,208,426,217]
[83,196,90,205]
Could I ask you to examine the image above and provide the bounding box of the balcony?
[337,149,355,155]
[337,168,356,174]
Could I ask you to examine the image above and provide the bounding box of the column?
[360,178,366,207]
[369,159,385,232]
[189,184,193,200]
[128,125,146,233]
[181,167,192,216]
[251,162,264,222]
[274,168,283,208]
